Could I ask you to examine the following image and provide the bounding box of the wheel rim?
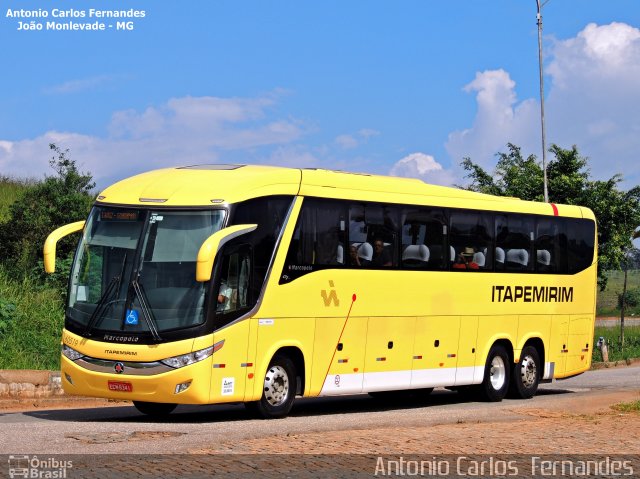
[519,355,538,388]
[489,355,506,390]
[263,365,289,407]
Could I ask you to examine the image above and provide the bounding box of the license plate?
[108,381,133,392]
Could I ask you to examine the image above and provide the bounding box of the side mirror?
[196,224,257,282]
[43,221,86,273]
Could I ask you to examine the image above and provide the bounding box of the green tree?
[0,144,94,284]
[461,143,640,289]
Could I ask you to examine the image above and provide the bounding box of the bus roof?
[96,164,594,220]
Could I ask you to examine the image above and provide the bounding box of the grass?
[0,265,65,370]
[596,269,640,317]
[611,400,640,413]
[0,176,33,222]
[592,325,640,363]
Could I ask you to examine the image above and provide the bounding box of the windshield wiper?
[83,275,120,337]
[131,278,162,342]
[83,253,127,337]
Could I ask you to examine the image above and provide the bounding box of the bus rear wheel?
[478,344,509,402]
[509,345,540,399]
[247,354,297,419]
[133,401,177,416]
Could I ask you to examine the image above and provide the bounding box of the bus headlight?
[160,346,214,369]
[62,344,84,361]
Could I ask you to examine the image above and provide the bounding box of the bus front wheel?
[133,401,177,416]
[479,344,510,402]
[509,346,540,399]
[247,354,297,419]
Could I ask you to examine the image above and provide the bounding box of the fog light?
[64,373,73,385]
[175,381,192,394]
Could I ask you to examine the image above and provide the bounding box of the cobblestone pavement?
[194,391,640,455]
[1,368,639,478]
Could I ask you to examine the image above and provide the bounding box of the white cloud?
[334,128,380,149]
[0,94,306,188]
[445,69,539,170]
[546,22,640,185]
[44,74,124,94]
[445,22,640,187]
[389,152,457,186]
[357,128,380,139]
[335,134,359,149]
[261,145,322,169]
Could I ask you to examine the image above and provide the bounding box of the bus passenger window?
[400,208,446,270]
[350,203,398,268]
[535,218,567,273]
[450,211,493,271]
[495,214,533,272]
[216,248,251,318]
[566,218,595,274]
[281,199,346,283]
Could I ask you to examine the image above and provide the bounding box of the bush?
[618,287,640,310]
[0,144,94,287]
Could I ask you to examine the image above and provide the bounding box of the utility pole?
[536,0,550,203]
[621,252,628,354]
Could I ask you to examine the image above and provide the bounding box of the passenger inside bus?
[452,247,480,270]
[371,238,393,267]
[348,244,362,267]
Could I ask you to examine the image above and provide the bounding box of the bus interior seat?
[472,251,486,267]
[506,248,529,268]
[402,244,430,267]
[537,249,551,266]
[336,244,344,264]
[495,247,505,264]
[357,242,373,262]
[450,246,456,262]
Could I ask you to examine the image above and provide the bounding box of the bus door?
[566,315,592,374]
[412,316,461,388]
[454,316,479,385]
[313,315,368,396]
[549,315,570,377]
[363,316,415,392]
[209,245,252,403]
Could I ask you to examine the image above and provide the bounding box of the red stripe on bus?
[551,203,559,216]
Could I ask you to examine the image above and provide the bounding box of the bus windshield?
[67,206,226,336]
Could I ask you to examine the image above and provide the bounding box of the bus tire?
[248,354,297,419]
[479,344,509,402]
[133,401,177,416]
[509,345,540,399]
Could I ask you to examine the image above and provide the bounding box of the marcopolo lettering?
[492,285,573,303]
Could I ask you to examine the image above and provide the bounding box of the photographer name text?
[6,8,146,32]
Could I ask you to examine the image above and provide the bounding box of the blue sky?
[1,0,639,194]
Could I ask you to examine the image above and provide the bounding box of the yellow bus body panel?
[58,165,598,406]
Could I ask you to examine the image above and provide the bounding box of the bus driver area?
[44,164,597,418]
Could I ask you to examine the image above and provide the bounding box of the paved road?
[0,365,638,457]
[596,318,640,327]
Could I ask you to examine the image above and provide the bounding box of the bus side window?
[566,218,595,274]
[281,199,345,282]
[495,214,533,272]
[216,246,251,324]
[400,208,446,270]
[353,203,398,268]
[535,218,567,273]
[450,211,493,271]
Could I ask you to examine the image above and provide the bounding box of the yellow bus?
[44,165,597,418]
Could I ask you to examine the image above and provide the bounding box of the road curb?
[591,357,640,369]
[0,370,63,399]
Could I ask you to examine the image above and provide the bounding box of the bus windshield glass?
[67,206,226,335]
